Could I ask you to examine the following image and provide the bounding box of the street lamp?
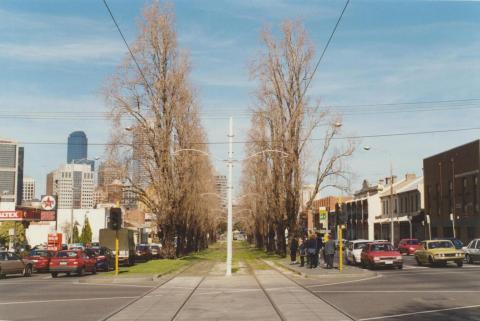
[363,145,395,245]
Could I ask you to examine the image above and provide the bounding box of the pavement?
[1,254,480,321]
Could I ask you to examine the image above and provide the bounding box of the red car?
[49,250,97,277]
[361,242,403,269]
[26,250,56,272]
[398,238,421,255]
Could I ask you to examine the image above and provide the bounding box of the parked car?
[345,239,369,265]
[85,247,115,271]
[361,242,403,269]
[26,249,56,272]
[149,244,162,259]
[398,239,421,255]
[0,251,34,278]
[135,244,152,262]
[462,238,480,264]
[414,240,464,267]
[68,243,85,251]
[49,250,97,277]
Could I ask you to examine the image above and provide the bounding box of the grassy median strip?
[104,241,280,276]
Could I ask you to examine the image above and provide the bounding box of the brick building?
[423,140,480,243]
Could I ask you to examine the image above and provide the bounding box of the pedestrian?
[299,237,306,267]
[314,232,323,268]
[290,236,299,265]
[324,234,336,269]
[306,233,317,269]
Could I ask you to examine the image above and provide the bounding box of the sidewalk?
[276,257,376,278]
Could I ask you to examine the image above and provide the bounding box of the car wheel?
[105,262,110,272]
[428,256,434,266]
[23,265,33,277]
[0,270,5,279]
[456,260,463,268]
[466,254,473,264]
[66,272,71,276]
[415,257,422,266]
[51,272,58,278]
[92,266,97,275]
[78,266,85,276]
[397,265,403,270]
[368,261,375,270]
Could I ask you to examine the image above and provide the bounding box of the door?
[473,240,480,261]
[0,252,11,273]
[7,253,24,274]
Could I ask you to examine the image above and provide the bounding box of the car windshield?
[370,243,394,251]
[29,250,49,257]
[428,241,454,249]
[57,251,78,258]
[407,240,419,245]
[136,246,148,250]
[354,242,368,250]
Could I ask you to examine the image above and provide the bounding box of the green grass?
[104,241,280,277]
[232,241,281,270]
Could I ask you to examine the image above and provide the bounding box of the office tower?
[67,131,88,163]
[51,164,94,209]
[22,177,35,203]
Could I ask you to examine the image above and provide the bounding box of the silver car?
[463,239,480,264]
[0,251,33,278]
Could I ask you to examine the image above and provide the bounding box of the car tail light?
[73,261,79,265]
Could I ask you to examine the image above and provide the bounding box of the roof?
[396,177,423,194]
[423,139,479,161]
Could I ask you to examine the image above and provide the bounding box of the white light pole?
[364,146,395,245]
[226,116,234,276]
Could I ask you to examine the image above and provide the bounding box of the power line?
[102,0,154,94]
[16,126,480,146]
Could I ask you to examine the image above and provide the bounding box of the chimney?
[405,173,416,181]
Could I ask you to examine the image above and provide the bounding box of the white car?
[462,239,480,264]
[346,239,369,265]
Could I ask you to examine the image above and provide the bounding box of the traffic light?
[109,208,122,230]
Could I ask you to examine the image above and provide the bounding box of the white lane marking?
[0,296,137,305]
[358,304,480,320]
[313,290,480,293]
[73,282,154,288]
[306,274,382,288]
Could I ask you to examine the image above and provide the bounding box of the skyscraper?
[22,177,35,203]
[67,131,87,163]
[0,139,18,208]
[51,164,94,209]
[16,147,24,205]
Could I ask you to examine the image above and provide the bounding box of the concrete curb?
[270,260,378,279]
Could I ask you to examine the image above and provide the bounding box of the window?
[476,241,480,250]
[474,176,478,214]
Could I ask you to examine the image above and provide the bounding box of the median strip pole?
[115,229,119,276]
[338,226,343,272]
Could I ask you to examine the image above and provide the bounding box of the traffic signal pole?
[115,229,119,276]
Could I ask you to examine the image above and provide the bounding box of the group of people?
[289,233,336,269]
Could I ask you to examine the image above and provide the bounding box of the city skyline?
[1,1,480,197]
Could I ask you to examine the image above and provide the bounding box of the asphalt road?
[0,273,153,321]
[301,255,480,321]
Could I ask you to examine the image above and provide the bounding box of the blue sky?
[1,0,479,197]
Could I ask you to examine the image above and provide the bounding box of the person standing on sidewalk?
[324,235,336,269]
[290,236,299,265]
[299,237,306,267]
[306,233,317,269]
[314,232,323,268]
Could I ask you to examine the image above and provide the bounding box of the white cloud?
[0,39,125,63]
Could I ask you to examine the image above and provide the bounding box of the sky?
[1,0,480,198]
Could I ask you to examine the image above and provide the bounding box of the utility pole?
[226,116,233,277]
[451,158,456,238]
[390,162,394,245]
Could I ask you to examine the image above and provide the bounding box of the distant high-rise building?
[22,177,35,203]
[67,131,88,163]
[72,158,95,171]
[98,161,122,188]
[0,139,19,208]
[50,164,94,209]
[16,147,24,205]
[46,171,54,196]
[215,175,228,208]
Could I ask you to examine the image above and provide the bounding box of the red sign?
[0,211,23,220]
[40,211,56,221]
[48,233,62,251]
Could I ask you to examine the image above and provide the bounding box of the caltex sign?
[41,195,56,211]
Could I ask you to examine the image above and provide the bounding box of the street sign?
[319,206,328,229]
[41,195,56,211]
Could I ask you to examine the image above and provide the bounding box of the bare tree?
[243,21,354,256]
[104,2,220,257]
